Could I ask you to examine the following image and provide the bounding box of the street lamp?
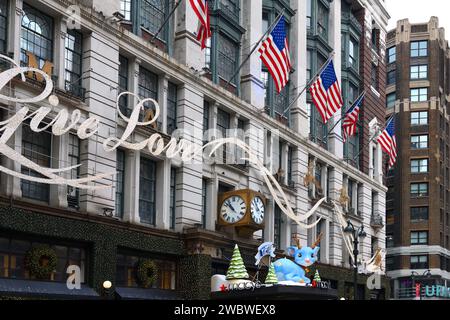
[411,270,432,300]
[344,220,367,300]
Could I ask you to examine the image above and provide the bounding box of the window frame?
[387,46,396,64]
[411,41,428,57]
[0,0,8,55]
[139,157,157,225]
[411,111,428,126]
[67,133,80,209]
[411,231,429,245]
[411,206,429,222]
[410,65,428,80]
[410,134,429,150]
[115,149,126,218]
[410,183,429,198]
[410,88,428,102]
[411,158,429,174]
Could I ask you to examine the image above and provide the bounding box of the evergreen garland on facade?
[226,245,249,280]
[265,263,278,284]
[314,270,321,283]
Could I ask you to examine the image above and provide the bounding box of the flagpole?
[225,8,286,89]
[282,51,335,117]
[151,0,183,43]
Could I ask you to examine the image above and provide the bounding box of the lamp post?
[344,220,367,300]
[411,270,432,300]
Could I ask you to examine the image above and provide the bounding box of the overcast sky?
[387,0,450,33]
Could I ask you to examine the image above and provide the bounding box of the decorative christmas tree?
[313,270,321,283]
[265,263,278,285]
[226,245,249,280]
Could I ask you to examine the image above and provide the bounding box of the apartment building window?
[387,93,396,108]
[20,4,54,69]
[139,158,157,225]
[217,34,238,84]
[371,28,379,52]
[411,207,429,222]
[170,168,176,230]
[411,159,428,173]
[411,65,428,80]
[116,150,126,218]
[217,109,231,162]
[21,123,51,203]
[141,0,168,41]
[167,82,178,135]
[348,38,358,69]
[274,205,282,249]
[0,0,7,54]
[387,70,396,86]
[387,46,396,64]
[411,111,428,126]
[410,183,429,198]
[138,67,158,122]
[120,0,132,21]
[64,30,84,99]
[411,135,428,149]
[118,55,129,116]
[67,134,80,209]
[317,1,329,40]
[371,63,378,90]
[410,255,428,269]
[202,179,207,228]
[306,0,312,30]
[411,41,428,57]
[411,231,428,245]
[411,88,428,103]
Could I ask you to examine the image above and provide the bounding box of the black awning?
[115,287,180,300]
[0,278,100,300]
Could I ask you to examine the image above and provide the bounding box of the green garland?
[24,246,57,280]
[136,260,158,288]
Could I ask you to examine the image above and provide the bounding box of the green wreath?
[136,259,158,288]
[25,246,57,280]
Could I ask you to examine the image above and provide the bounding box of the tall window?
[141,0,168,41]
[287,147,293,186]
[411,135,428,149]
[317,1,328,40]
[67,134,80,209]
[220,0,240,22]
[410,255,428,269]
[167,82,177,135]
[411,111,428,126]
[20,4,54,69]
[386,92,396,108]
[120,0,132,21]
[411,88,428,102]
[387,70,396,86]
[217,34,237,84]
[205,37,211,69]
[64,30,84,99]
[217,109,231,162]
[306,0,312,30]
[170,168,176,230]
[138,67,159,123]
[139,158,157,225]
[411,159,428,173]
[410,183,429,198]
[115,149,125,218]
[349,38,358,69]
[411,41,428,57]
[371,63,378,90]
[274,205,282,249]
[411,65,428,80]
[202,179,207,228]
[21,123,51,202]
[387,46,396,64]
[411,231,428,245]
[118,55,129,116]
[203,101,210,145]
[0,0,7,54]
[411,207,429,222]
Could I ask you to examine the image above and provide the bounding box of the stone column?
[156,159,171,230]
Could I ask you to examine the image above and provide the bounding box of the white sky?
[387,0,450,34]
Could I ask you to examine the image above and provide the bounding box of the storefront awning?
[115,287,179,300]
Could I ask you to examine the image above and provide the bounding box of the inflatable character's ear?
[313,246,320,256]
[286,246,297,257]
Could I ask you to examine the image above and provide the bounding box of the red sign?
[415,283,421,298]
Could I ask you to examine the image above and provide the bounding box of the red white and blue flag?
[189,0,211,50]
[377,117,398,169]
[309,60,343,124]
[259,16,292,93]
[342,93,364,142]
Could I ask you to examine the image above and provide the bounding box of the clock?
[250,196,265,225]
[220,196,247,224]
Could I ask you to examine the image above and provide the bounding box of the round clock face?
[220,196,246,224]
[251,197,265,225]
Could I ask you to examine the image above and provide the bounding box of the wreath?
[136,260,158,288]
[25,246,58,280]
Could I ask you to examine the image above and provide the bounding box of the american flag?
[309,60,343,123]
[259,16,292,93]
[342,93,364,142]
[377,117,398,168]
[189,0,211,50]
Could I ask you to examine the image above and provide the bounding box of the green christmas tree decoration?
[226,245,249,280]
[265,263,278,285]
[313,270,321,283]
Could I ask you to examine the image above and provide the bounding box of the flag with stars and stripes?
[309,60,343,124]
[189,0,211,50]
[342,93,364,142]
[377,117,398,169]
[258,16,292,93]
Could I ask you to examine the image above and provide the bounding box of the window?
[411,111,428,125]
[287,147,293,186]
[141,0,168,41]
[411,231,428,245]
[0,237,86,283]
[411,207,429,222]
[20,4,54,69]
[116,150,125,218]
[64,30,84,99]
[170,168,176,230]
[411,159,428,173]
[217,109,231,162]
[411,41,428,57]
[411,65,428,80]
[371,28,379,51]
[139,158,157,225]
[118,55,129,116]
[21,123,51,202]
[410,183,429,197]
[203,101,210,144]
[274,205,282,249]
[371,63,378,90]
[387,70,396,86]
[138,66,158,122]
[387,46,396,64]
[0,0,7,54]
[410,255,428,269]
[67,134,80,209]
[306,0,312,30]
[202,179,207,228]
[217,34,237,83]
[387,93,396,108]
[317,2,329,40]
[386,234,394,248]
[307,50,312,81]
[411,135,428,149]
[205,37,211,69]
[411,88,428,102]
[220,0,240,22]
[167,82,177,135]
[349,38,358,69]
[120,0,132,21]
